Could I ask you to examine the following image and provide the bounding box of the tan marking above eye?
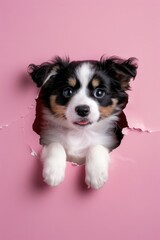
[68,78,76,87]
[92,78,100,88]
[50,95,66,118]
[99,98,118,118]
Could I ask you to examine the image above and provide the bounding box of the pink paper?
[1,1,160,239]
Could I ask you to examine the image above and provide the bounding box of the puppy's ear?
[103,57,138,90]
[28,56,70,87]
[28,63,54,87]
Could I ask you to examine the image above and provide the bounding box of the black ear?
[103,57,138,90]
[28,56,70,87]
[28,63,54,87]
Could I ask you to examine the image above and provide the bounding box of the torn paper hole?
[29,56,138,167]
[122,127,151,135]
[0,102,36,132]
[27,145,38,157]
[30,149,38,157]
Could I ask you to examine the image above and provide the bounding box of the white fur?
[40,63,119,189]
[41,142,66,186]
[85,145,110,189]
[76,62,94,88]
[40,107,118,188]
[41,107,118,163]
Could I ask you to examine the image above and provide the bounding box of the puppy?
[28,56,137,189]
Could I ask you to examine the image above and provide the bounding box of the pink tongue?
[78,121,89,125]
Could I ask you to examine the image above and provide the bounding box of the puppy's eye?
[63,87,73,98]
[93,88,105,99]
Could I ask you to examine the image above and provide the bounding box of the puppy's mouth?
[73,118,92,126]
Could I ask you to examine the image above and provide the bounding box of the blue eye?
[93,88,105,99]
[63,87,73,98]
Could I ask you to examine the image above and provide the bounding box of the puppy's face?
[29,57,137,128]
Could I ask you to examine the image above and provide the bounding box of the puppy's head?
[28,56,137,128]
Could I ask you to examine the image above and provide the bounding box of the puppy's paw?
[43,162,65,187]
[85,145,110,189]
[41,143,67,187]
[85,168,108,189]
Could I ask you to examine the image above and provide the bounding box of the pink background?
[1,0,160,239]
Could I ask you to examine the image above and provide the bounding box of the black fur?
[100,56,137,90]
[28,56,137,110]
[28,56,137,89]
[28,56,70,87]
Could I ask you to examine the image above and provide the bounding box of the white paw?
[41,143,67,187]
[85,168,108,189]
[85,145,110,189]
[43,162,65,187]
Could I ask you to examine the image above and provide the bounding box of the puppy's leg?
[41,142,67,186]
[85,145,110,189]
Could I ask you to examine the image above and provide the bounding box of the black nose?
[75,105,90,117]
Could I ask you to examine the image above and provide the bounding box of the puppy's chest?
[41,119,116,163]
[65,130,99,153]
[52,127,112,160]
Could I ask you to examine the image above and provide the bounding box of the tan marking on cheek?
[92,79,100,88]
[99,98,118,118]
[50,95,66,118]
[68,78,76,87]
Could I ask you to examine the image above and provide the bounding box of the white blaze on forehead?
[66,62,100,125]
[76,63,94,88]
